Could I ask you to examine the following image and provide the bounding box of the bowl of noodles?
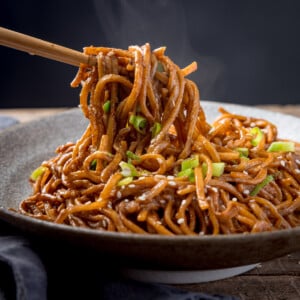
[0,44,300,283]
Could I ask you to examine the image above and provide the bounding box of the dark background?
[1,0,300,108]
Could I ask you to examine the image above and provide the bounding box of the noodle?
[18,43,300,235]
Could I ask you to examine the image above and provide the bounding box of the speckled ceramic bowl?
[1,101,300,276]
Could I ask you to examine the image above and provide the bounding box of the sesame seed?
[168,181,177,187]
[243,170,248,175]
[250,122,256,127]
[116,191,122,199]
[181,199,187,206]
[212,187,218,193]
[107,202,112,209]
[122,169,131,177]
[296,159,300,165]
[139,176,145,180]
[138,194,146,201]
[124,199,130,203]
[231,197,238,202]
[167,175,175,180]
[128,184,136,188]
[295,169,300,174]
[280,160,286,167]
[243,190,250,195]
[177,218,184,225]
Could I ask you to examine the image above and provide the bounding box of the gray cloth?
[0,237,47,300]
[102,280,238,300]
[0,235,238,300]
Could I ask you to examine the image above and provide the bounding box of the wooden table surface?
[1,104,300,300]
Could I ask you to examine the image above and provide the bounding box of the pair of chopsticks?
[0,26,97,67]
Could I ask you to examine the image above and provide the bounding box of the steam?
[93,0,224,99]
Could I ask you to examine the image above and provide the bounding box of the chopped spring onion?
[156,61,164,72]
[177,168,195,182]
[126,150,141,162]
[129,115,147,133]
[30,166,47,181]
[212,162,225,177]
[117,176,133,186]
[250,127,264,146]
[151,122,162,138]
[202,162,225,177]
[177,156,200,182]
[236,147,249,158]
[267,141,295,153]
[119,161,139,177]
[181,156,199,171]
[103,100,111,113]
[250,175,274,196]
[90,159,97,170]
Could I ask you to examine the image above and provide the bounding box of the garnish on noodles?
[19,44,300,235]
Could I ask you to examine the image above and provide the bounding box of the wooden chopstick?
[0,27,97,67]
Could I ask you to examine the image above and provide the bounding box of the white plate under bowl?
[121,264,258,284]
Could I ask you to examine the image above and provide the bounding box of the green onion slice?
[30,166,47,181]
[202,162,225,177]
[267,141,295,153]
[156,61,164,72]
[151,122,162,138]
[117,176,133,186]
[103,100,111,113]
[126,151,141,162]
[212,162,225,177]
[90,159,97,170]
[181,156,199,171]
[129,115,147,133]
[236,147,249,158]
[177,168,195,182]
[119,161,139,177]
[250,175,274,196]
[250,127,264,146]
